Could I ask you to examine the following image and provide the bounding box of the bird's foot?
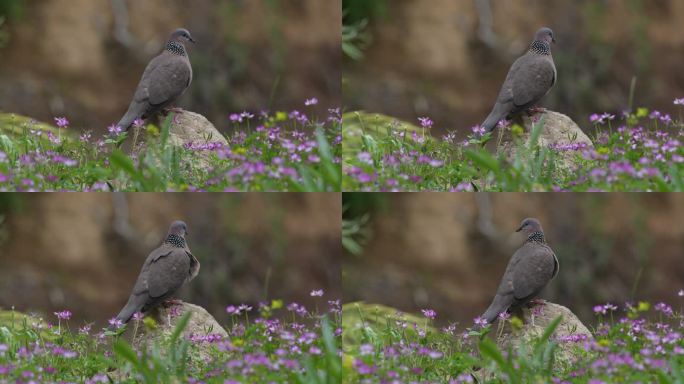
[525,107,547,116]
[162,107,185,116]
[527,298,546,307]
[162,298,183,307]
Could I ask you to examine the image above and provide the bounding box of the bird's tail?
[480,294,512,325]
[110,295,144,330]
[116,102,146,132]
[481,101,512,132]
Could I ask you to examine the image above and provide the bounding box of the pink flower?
[54,310,72,320]
[310,289,324,297]
[418,117,433,129]
[421,309,437,320]
[54,117,69,128]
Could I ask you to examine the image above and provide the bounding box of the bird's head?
[170,28,195,44]
[516,218,543,235]
[534,27,555,44]
[168,220,189,238]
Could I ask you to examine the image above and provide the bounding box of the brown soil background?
[0,193,341,326]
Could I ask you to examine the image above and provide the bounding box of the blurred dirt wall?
[343,193,684,325]
[343,0,684,136]
[0,0,341,133]
[0,193,342,325]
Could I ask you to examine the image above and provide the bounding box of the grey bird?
[113,220,200,325]
[480,27,556,132]
[480,218,559,324]
[116,28,195,132]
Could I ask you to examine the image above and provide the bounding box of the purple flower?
[679,289,684,297]
[655,302,674,317]
[310,289,324,297]
[589,113,615,125]
[471,125,486,137]
[421,309,437,320]
[132,312,144,321]
[108,317,124,329]
[133,118,145,128]
[304,98,319,106]
[54,310,72,320]
[418,117,433,129]
[359,344,374,356]
[473,316,488,327]
[54,117,69,128]
[108,124,123,136]
[674,98,684,105]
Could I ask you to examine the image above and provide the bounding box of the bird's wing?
[512,244,556,301]
[144,55,191,107]
[146,248,191,299]
[512,55,555,108]
[186,250,200,280]
[495,56,525,105]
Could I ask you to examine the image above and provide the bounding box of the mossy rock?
[341,301,436,352]
[342,111,429,165]
[0,309,55,341]
[0,112,63,137]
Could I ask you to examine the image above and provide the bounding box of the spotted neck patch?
[165,233,186,248]
[527,231,546,244]
[529,40,551,55]
[166,41,187,56]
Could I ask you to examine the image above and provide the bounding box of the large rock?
[167,110,228,149]
[132,301,228,363]
[135,110,227,170]
[498,110,593,170]
[495,301,592,365]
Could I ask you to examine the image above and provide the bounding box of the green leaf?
[464,149,500,174]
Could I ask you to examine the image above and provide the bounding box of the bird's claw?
[162,298,183,307]
[526,107,546,116]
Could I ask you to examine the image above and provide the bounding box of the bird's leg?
[162,298,183,307]
[528,298,546,306]
[526,107,547,116]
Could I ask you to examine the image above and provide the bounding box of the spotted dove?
[113,220,200,325]
[480,218,559,324]
[116,28,195,132]
[481,27,556,132]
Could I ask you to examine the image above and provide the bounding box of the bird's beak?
[189,37,196,44]
[552,37,556,44]
[515,225,524,232]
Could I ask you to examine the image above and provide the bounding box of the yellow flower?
[636,108,649,118]
[275,111,288,122]
[271,299,283,310]
[342,354,354,370]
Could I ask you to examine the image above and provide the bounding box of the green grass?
[0,295,342,382]
[342,107,684,192]
[0,106,341,192]
[342,299,684,383]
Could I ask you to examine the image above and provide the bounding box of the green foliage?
[0,108,341,191]
[342,18,370,61]
[341,206,371,256]
[342,0,388,24]
[342,110,684,191]
[0,0,22,20]
[343,300,684,383]
[0,296,342,382]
